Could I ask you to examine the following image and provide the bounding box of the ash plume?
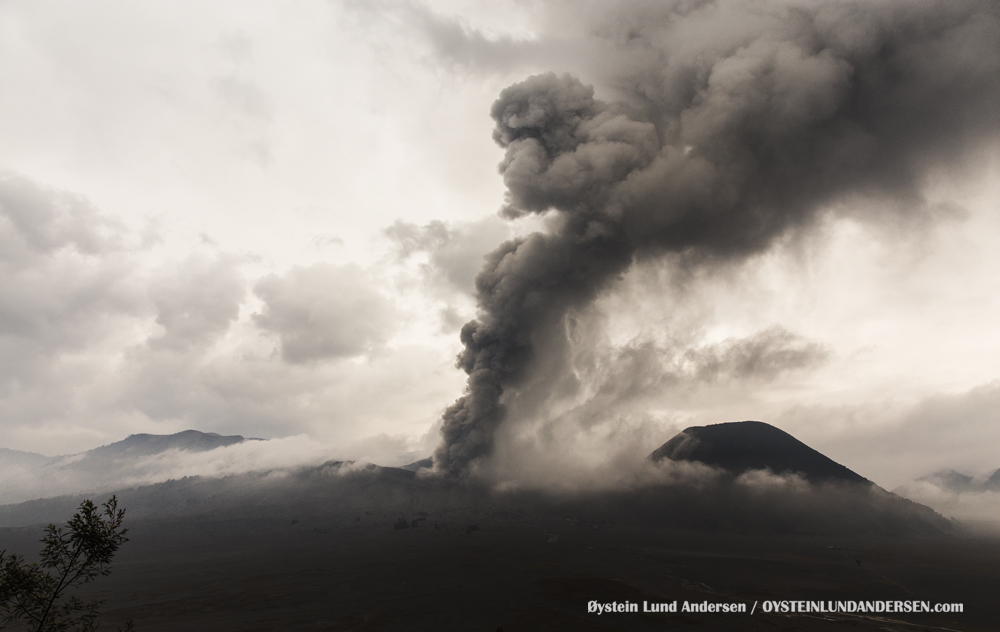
[435,0,1000,477]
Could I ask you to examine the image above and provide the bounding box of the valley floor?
[3,513,997,631]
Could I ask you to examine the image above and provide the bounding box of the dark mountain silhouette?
[0,426,950,536]
[900,467,1000,494]
[0,448,53,469]
[0,431,246,470]
[0,455,950,536]
[51,430,247,476]
[401,457,433,472]
[81,430,246,459]
[917,469,977,493]
[986,468,1000,491]
[649,421,870,485]
[893,468,1000,526]
[0,430,253,505]
[0,460,470,528]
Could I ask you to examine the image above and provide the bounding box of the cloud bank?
[0,172,457,457]
[1,1,999,499]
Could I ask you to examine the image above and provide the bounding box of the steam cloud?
[435,0,1000,477]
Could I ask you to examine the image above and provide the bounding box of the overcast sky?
[1,0,998,489]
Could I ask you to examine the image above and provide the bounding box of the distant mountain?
[0,448,54,469]
[401,457,433,472]
[45,430,247,475]
[0,426,952,536]
[0,430,252,505]
[0,460,460,528]
[986,468,1000,491]
[0,453,951,536]
[2,431,247,468]
[79,430,246,460]
[649,420,870,485]
[893,467,1000,525]
[902,467,1000,494]
[916,469,977,493]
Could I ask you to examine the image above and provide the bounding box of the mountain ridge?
[79,429,246,461]
[649,420,870,485]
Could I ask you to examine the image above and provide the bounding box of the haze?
[1,0,998,494]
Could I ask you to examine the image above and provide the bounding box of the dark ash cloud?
[476,324,829,488]
[687,326,828,382]
[578,326,828,409]
[435,0,1000,477]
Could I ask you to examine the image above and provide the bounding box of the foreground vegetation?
[0,497,131,632]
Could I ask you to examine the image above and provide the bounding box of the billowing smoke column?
[435,0,1000,477]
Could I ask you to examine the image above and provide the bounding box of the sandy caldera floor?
[3,511,998,632]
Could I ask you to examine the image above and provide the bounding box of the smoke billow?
[435,0,1000,477]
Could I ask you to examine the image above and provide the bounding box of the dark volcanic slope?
[650,421,869,485]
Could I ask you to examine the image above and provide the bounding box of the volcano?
[649,420,870,485]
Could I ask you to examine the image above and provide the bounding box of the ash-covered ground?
[1,457,996,631]
[2,423,996,631]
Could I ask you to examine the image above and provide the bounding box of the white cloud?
[0,1,996,498]
[149,255,246,350]
[253,263,398,362]
[0,172,461,459]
